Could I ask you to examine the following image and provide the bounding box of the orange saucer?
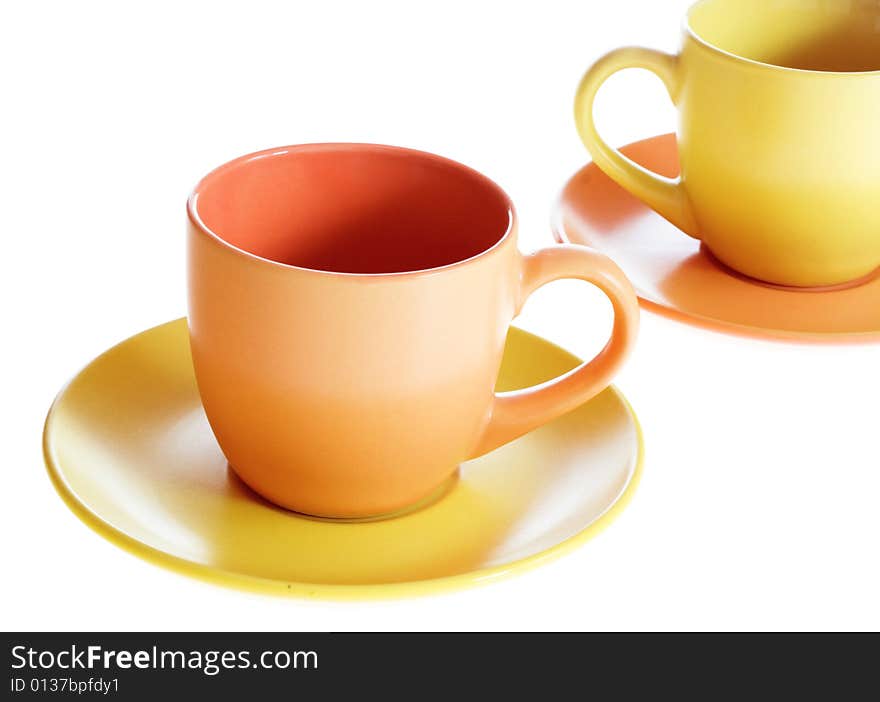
[553,134,880,343]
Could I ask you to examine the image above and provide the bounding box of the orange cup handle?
[470,244,640,458]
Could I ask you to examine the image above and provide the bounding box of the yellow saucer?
[554,134,880,343]
[43,319,643,599]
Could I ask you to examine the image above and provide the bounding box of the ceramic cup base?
[554,133,880,343]
[43,319,642,599]
[699,244,880,294]
[232,468,462,524]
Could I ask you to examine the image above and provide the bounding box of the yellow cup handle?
[574,47,698,238]
[470,245,640,458]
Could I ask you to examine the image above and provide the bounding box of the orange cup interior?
[190,144,513,274]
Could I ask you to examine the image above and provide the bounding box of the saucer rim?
[553,133,880,345]
[42,318,644,601]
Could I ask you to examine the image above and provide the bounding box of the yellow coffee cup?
[575,0,880,288]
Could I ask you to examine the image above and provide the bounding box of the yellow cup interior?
[688,0,880,72]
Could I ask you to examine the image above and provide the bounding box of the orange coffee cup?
[187,144,639,518]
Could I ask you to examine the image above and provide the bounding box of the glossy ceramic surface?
[189,144,639,518]
[575,0,880,287]
[554,134,880,343]
[43,319,643,599]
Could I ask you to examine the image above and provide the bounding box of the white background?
[3,0,878,632]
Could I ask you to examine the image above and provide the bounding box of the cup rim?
[684,0,880,77]
[187,143,517,279]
